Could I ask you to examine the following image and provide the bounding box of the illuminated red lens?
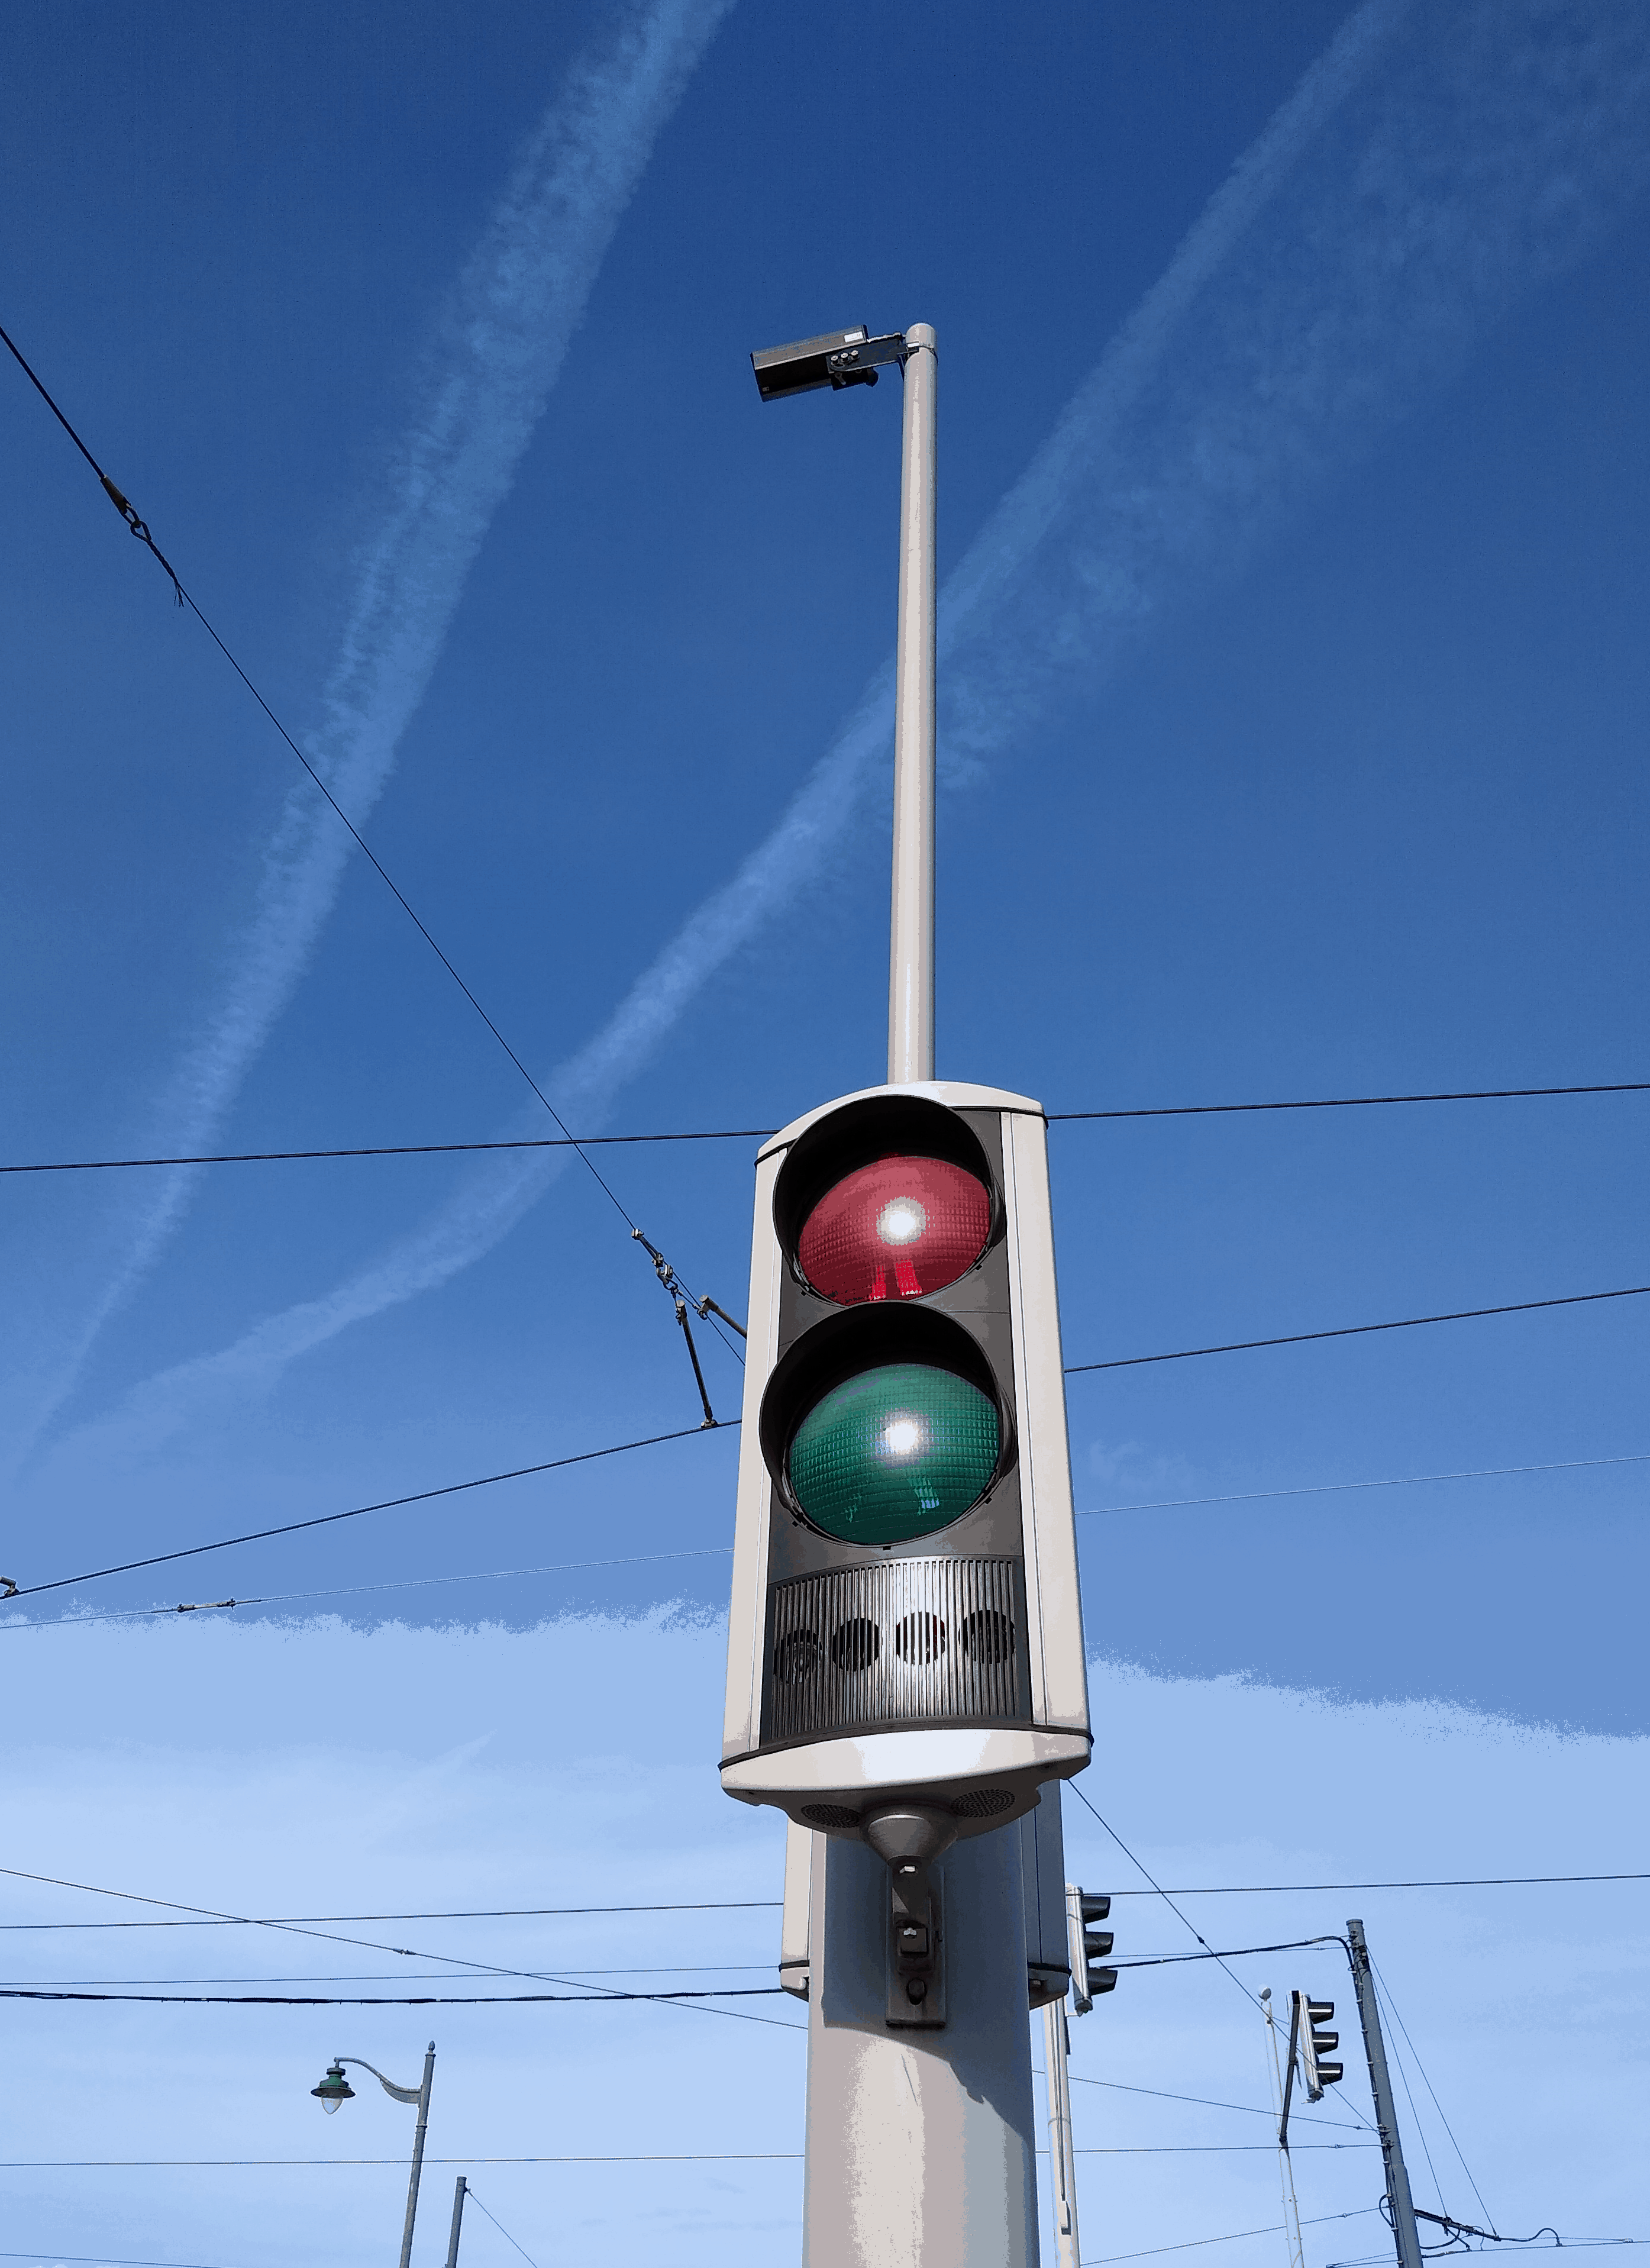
[796,1154,990,1305]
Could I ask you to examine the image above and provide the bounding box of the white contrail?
[11,0,734,1460]
[48,0,1650,1471]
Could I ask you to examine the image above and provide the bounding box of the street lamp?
[311,2043,435,2268]
[311,2061,356,2111]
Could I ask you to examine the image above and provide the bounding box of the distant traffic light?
[721,1081,1092,1866]
[1067,1887,1117,2014]
[1293,1991,1344,2096]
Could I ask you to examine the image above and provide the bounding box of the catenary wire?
[1,1441,1636,1632]
[9,1264,1649,1606]
[1065,1783,1269,2015]
[1080,2211,1383,2265]
[0,318,751,1370]
[1,1543,735,1634]
[1,1869,1640,1929]
[7,1079,1648,1177]
[0,1986,792,2005]
[0,1866,799,2036]
[1065,1283,1650,1372]
[1081,1451,1650,1518]
[1065,2073,1367,2132]
[0,1422,734,1600]
[0,1900,783,1932]
[0,2256,235,2268]
[0,322,641,1236]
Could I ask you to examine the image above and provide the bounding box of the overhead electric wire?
[0,1865,800,2035]
[0,1985,790,2005]
[1,1543,736,1634]
[1081,1450,1650,1518]
[0,1898,783,1932]
[1080,2210,1383,2266]
[0,317,753,1363]
[1048,1080,1650,1123]
[9,1267,1649,1609]
[1065,2073,1365,2131]
[1102,1870,1650,1896]
[0,1422,733,1601]
[8,1079,1647,1179]
[1065,1783,1268,2015]
[1065,1282,1650,1372]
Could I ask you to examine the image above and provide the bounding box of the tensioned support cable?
[4,1277,1646,1603]
[4,1079,1646,1179]
[0,317,749,1382]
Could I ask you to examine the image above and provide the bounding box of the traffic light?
[1067,1887,1117,2014]
[721,1080,1091,1864]
[1293,1991,1344,2096]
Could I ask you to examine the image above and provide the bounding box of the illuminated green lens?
[788,1362,1000,1544]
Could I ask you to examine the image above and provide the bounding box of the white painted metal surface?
[802,1825,1039,2268]
[887,324,937,1085]
[1042,1998,1081,2268]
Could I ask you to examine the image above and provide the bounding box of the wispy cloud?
[11,0,734,1464]
[50,0,1650,1466]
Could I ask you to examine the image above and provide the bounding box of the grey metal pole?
[399,2043,437,2268]
[802,320,1039,2265]
[802,1824,1039,2267]
[444,2175,467,2268]
[1043,1993,1082,2268]
[887,321,937,1085]
[1347,1922,1423,2268]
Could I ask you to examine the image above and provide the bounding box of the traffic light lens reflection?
[789,1362,999,1542]
[797,1156,989,1304]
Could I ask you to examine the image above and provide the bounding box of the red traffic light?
[797,1153,992,1305]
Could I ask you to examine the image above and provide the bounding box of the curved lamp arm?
[335,2055,422,2106]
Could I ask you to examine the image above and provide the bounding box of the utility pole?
[444,2175,468,2268]
[731,321,1090,2267]
[1347,1921,1423,2268]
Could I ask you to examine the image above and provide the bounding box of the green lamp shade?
[787,1362,1000,1543]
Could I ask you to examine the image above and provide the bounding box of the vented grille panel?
[762,1557,1030,1744]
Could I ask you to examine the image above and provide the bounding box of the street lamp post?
[313,2043,437,2268]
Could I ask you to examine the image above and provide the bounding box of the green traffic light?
[788,1362,1000,1544]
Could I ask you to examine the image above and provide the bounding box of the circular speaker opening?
[893,1611,948,1664]
[773,1630,823,1683]
[829,1617,881,1673]
[951,1787,1015,1819]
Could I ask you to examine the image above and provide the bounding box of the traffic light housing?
[1293,1992,1344,2096]
[721,1081,1091,1853]
[1067,1887,1117,2013]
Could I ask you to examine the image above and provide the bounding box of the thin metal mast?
[887,321,937,1083]
[444,2175,468,2268]
[1348,1920,1424,2268]
[1044,1995,1083,2268]
[1261,1989,1306,2268]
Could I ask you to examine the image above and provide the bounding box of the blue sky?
[2,2,1647,2262]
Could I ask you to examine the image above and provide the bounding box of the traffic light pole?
[799,321,1041,2267]
[1043,1995,1082,2268]
[887,321,937,1085]
[1347,1921,1424,2268]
